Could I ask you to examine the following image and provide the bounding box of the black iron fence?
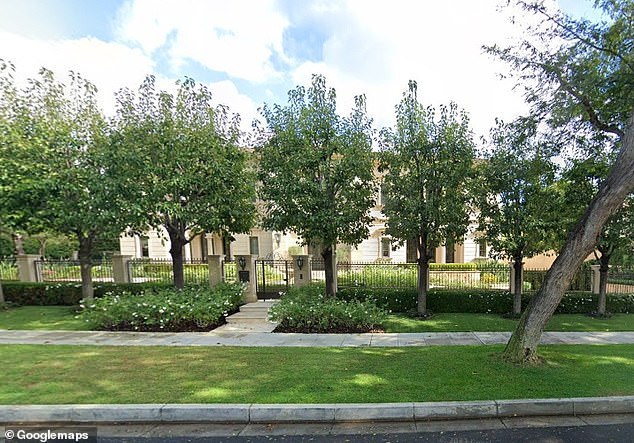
[607,267,634,294]
[0,258,18,280]
[311,261,511,290]
[255,259,291,299]
[127,258,208,284]
[34,259,114,282]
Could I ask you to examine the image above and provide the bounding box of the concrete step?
[227,312,270,322]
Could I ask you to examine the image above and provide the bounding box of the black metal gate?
[255,260,291,299]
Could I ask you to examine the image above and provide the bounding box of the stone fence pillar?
[207,254,225,287]
[590,264,601,294]
[112,254,132,284]
[509,264,523,294]
[235,254,258,303]
[291,254,312,287]
[16,254,41,283]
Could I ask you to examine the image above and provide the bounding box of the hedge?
[337,287,634,314]
[1,281,173,306]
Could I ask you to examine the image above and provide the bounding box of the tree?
[380,81,475,316]
[557,157,634,316]
[257,74,375,296]
[486,0,634,363]
[476,119,558,315]
[0,61,124,301]
[114,76,256,289]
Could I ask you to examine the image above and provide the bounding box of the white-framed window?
[249,236,260,256]
[137,235,149,257]
[381,237,391,258]
[477,239,487,257]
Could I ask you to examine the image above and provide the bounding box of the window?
[249,236,260,256]
[381,238,391,258]
[139,235,149,257]
[477,239,487,257]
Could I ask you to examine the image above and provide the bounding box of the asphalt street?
[95,422,634,442]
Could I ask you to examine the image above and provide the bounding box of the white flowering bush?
[270,285,387,333]
[80,283,244,332]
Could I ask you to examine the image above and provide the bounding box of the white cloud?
[116,0,289,83]
[287,0,534,140]
[0,30,155,116]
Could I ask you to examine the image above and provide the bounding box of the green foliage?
[0,260,17,280]
[113,75,256,288]
[270,285,387,333]
[338,287,634,314]
[80,283,244,332]
[257,74,376,294]
[1,282,172,306]
[476,119,559,265]
[0,233,13,257]
[379,81,475,314]
[0,62,130,299]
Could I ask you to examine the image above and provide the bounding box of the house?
[119,183,490,263]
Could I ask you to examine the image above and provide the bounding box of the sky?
[0,0,601,142]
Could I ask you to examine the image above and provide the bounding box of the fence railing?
[606,267,634,294]
[0,258,18,280]
[34,260,114,282]
[523,267,592,293]
[224,259,236,283]
[311,261,512,290]
[127,258,208,284]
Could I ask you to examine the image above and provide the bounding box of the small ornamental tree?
[0,61,126,301]
[477,119,558,315]
[558,157,634,316]
[380,81,475,317]
[114,76,256,289]
[257,74,376,297]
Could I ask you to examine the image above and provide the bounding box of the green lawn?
[0,306,92,331]
[383,313,634,333]
[1,344,633,404]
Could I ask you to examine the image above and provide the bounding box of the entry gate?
[255,260,291,299]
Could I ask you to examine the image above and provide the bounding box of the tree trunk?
[168,230,186,290]
[598,253,610,316]
[322,244,337,297]
[78,235,94,302]
[417,258,430,316]
[503,109,634,364]
[0,280,5,304]
[416,234,431,316]
[513,257,523,315]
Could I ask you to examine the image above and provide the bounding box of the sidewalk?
[1,329,634,347]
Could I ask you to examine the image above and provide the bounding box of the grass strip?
[1,344,633,404]
[383,313,634,332]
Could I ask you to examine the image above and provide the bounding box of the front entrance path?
[0,330,633,347]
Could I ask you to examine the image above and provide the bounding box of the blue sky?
[0,0,599,139]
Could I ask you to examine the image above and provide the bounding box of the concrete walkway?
[1,330,634,347]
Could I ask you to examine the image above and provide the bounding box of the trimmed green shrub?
[270,285,387,333]
[1,281,173,306]
[338,287,634,314]
[80,283,244,332]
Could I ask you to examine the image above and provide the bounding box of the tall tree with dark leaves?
[0,61,126,301]
[257,74,375,297]
[485,0,634,363]
[476,119,559,315]
[114,76,256,289]
[380,81,475,316]
[557,157,634,316]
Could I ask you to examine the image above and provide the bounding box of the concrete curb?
[1,397,633,424]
